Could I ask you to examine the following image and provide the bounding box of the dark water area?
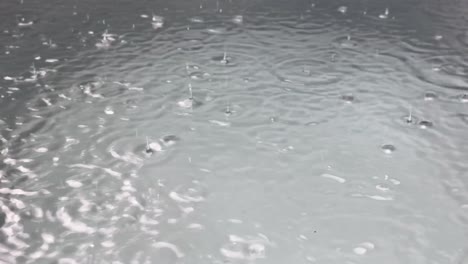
[1,0,468,263]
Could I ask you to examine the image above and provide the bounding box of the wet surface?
[1,0,468,263]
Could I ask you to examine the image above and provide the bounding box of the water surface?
[1,0,468,263]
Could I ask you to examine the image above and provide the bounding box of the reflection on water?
[1,0,468,263]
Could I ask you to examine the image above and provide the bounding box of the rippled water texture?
[1,0,468,263]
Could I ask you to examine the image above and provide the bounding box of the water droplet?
[424,92,437,101]
[337,6,347,14]
[418,120,433,129]
[381,144,395,154]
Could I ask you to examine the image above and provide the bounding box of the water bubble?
[189,71,210,80]
[457,94,468,103]
[232,15,243,24]
[189,17,204,23]
[160,135,180,146]
[424,92,437,101]
[418,120,433,129]
[18,18,34,28]
[248,243,265,258]
[35,147,48,153]
[146,142,162,153]
[337,6,347,14]
[152,15,164,29]
[381,144,395,154]
[104,107,114,115]
[66,180,83,188]
[353,247,367,255]
[341,94,354,103]
[379,8,389,19]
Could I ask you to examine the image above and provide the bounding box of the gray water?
[1,0,468,263]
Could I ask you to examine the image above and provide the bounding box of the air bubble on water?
[35,147,48,153]
[248,243,265,258]
[376,184,390,192]
[424,92,437,101]
[101,241,115,248]
[341,94,354,103]
[178,98,193,108]
[45,58,58,63]
[160,135,180,146]
[189,17,204,23]
[337,6,347,14]
[189,71,210,80]
[381,144,395,154]
[66,180,83,188]
[379,8,389,19]
[353,246,367,255]
[418,120,433,129]
[18,18,34,27]
[152,15,164,29]
[457,94,468,103]
[146,137,162,153]
[232,15,243,24]
[104,106,114,115]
